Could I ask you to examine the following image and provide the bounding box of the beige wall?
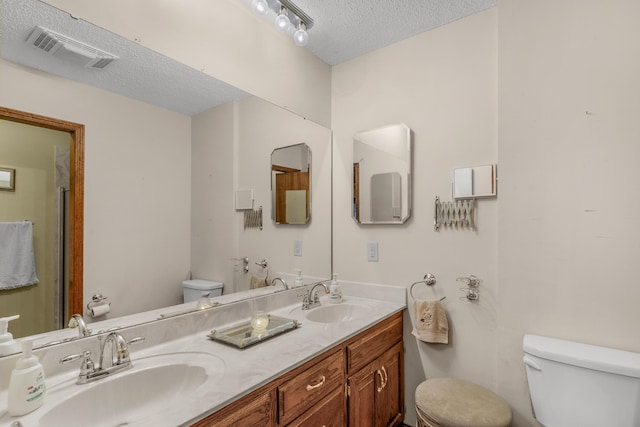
[0,120,68,338]
[42,0,332,127]
[332,9,498,426]
[191,102,236,292]
[498,1,640,425]
[0,59,192,320]
[191,96,332,292]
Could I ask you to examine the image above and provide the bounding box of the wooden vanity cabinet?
[346,313,404,427]
[347,341,404,427]
[191,387,276,427]
[192,311,403,427]
[277,349,345,425]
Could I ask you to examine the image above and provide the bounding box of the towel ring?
[410,273,445,301]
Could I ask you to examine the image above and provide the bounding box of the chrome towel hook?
[457,275,481,302]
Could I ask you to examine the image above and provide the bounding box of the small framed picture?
[0,167,15,191]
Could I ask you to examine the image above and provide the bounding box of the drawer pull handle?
[306,375,326,391]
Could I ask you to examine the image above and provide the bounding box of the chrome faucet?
[60,332,144,384]
[68,314,92,337]
[271,277,289,290]
[302,282,329,310]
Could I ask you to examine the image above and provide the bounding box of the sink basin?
[38,352,225,427]
[303,303,370,323]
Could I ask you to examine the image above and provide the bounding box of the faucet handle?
[127,336,145,346]
[60,350,95,377]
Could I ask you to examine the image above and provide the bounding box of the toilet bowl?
[182,279,223,303]
[523,334,640,427]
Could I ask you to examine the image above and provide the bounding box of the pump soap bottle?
[8,339,46,416]
[0,315,20,356]
[294,269,304,287]
[329,273,342,304]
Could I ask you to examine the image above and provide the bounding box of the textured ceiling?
[241,0,497,65]
[0,0,249,115]
[1,0,496,116]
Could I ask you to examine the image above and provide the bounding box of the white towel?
[411,299,449,344]
[0,221,39,290]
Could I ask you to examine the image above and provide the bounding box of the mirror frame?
[0,106,84,318]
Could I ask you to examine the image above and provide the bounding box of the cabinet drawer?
[286,385,346,427]
[346,312,402,374]
[278,350,345,425]
[191,388,275,427]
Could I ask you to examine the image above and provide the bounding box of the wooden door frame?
[0,106,84,318]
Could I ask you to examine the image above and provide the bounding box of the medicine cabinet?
[452,164,497,199]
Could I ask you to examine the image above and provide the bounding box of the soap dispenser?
[329,273,342,304]
[294,269,304,287]
[0,315,20,356]
[8,339,46,416]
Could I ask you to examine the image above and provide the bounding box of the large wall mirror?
[0,0,332,351]
[271,143,311,225]
[352,124,412,224]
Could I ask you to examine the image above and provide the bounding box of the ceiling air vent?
[26,26,119,69]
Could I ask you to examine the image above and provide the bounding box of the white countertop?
[0,282,406,427]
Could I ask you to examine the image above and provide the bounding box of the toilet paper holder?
[87,294,110,311]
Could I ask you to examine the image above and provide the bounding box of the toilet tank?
[182,279,224,303]
[523,334,640,427]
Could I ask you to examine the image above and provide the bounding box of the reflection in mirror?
[452,164,497,199]
[352,124,412,224]
[0,108,84,342]
[0,167,15,191]
[271,144,311,224]
[0,1,332,354]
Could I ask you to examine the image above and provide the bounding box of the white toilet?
[523,334,640,427]
[182,279,223,303]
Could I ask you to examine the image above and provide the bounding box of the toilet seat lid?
[415,378,512,427]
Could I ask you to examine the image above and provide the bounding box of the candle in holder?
[251,310,269,332]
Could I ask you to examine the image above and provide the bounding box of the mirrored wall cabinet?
[352,124,412,225]
[452,164,497,199]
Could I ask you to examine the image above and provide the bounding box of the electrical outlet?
[294,240,303,257]
[367,242,379,262]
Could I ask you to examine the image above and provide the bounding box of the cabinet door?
[286,385,346,427]
[347,359,377,426]
[375,341,404,427]
[347,342,404,427]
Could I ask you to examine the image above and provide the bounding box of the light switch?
[367,242,379,262]
[294,240,303,257]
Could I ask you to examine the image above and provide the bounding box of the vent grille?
[26,26,119,69]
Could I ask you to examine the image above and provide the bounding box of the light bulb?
[293,22,308,47]
[251,0,269,16]
[275,7,290,32]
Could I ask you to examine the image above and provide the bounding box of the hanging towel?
[250,274,267,289]
[411,299,449,344]
[0,221,39,290]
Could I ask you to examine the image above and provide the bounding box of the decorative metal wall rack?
[434,196,475,231]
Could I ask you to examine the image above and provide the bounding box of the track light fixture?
[275,6,291,32]
[293,22,308,47]
[251,0,269,15]
[250,0,314,47]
